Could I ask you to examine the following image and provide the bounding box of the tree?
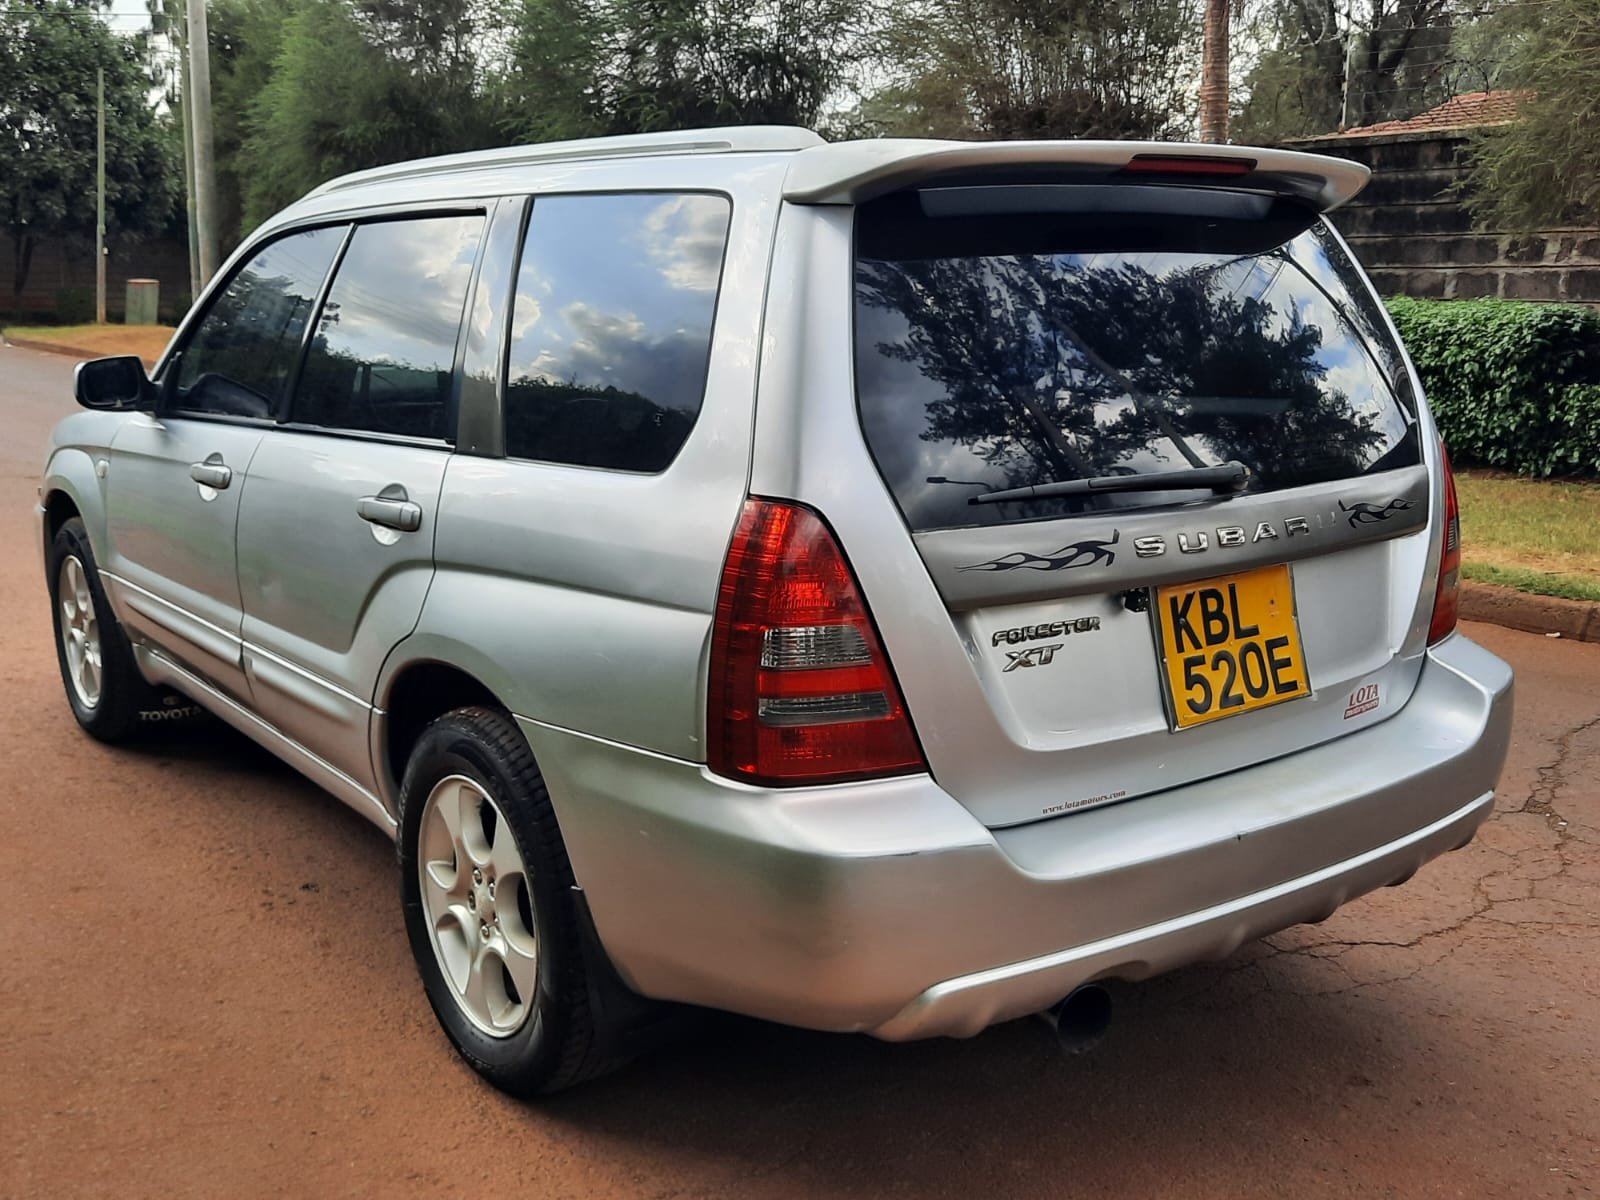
[498,0,615,142]
[499,0,872,141]
[0,0,180,308]
[1234,0,1505,142]
[867,0,1198,141]
[207,0,295,250]
[1464,0,1600,230]
[218,0,503,239]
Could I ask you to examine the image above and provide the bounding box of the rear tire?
[48,517,167,743]
[398,706,621,1095]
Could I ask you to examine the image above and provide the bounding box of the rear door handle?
[189,459,232,489]
[357,494,423,533]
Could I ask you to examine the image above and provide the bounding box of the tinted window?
[854,189,1420,532]
[294,214,484,440]
[504,193,730,472]
[174,226,344,419]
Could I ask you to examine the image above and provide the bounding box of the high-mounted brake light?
[1122,154,1257,178]
[707,499,926,786]
[1429,442,1462,644]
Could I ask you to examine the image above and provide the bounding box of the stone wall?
[3,234,192,322]
[1288,129,1600,305]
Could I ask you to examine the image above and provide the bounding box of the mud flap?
[571,885,708,1056]
[137,689,207,725]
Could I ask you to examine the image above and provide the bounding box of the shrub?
[1385,297,1600,477]
[158,294,192,324]
[53,286,95,325]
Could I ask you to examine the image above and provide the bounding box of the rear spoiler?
[782,139,1371,213]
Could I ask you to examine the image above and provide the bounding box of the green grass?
[4,322,164,338]
[1461,562,1600,603]
[1455,472,1600,602]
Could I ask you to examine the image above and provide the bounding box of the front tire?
[48,517,159,743]
[398,706,619,1095]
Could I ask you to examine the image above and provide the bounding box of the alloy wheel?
[58,555,103,710]
[417,775,540,1037]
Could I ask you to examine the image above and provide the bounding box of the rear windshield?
[854,186,1420,532]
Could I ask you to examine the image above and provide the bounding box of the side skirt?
[132,642,398,838]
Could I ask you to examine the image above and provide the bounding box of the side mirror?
[74,355,155,411]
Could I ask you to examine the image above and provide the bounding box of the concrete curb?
[1461,579,1600,642]
[5,335,103,361]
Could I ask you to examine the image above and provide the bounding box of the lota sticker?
[1343,682,1381,720]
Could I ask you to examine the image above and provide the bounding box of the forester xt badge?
[991,617,1102,647]
[993,616,1101,672]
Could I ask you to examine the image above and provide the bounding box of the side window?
[293,214,484,441]
[174,225,345,419]
[504,193,731,472]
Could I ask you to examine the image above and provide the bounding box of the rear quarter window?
[503,192,731,473]
[854,188,1420,532]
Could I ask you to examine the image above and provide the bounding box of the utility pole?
[176,13,201,302]
[1340,28,1363,130]
[186,0,219,286]
[96,67,106,325]
[1199,0,1230,143]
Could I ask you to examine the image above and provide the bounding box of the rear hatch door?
[848,173,1437,827]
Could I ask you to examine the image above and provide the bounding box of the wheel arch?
[373,650,517,817]
[42,487,82,555]
[40,450,104,566]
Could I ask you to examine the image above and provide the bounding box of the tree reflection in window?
[293,214,484,440]
[175,225,345,420]
[856,216,1419,532]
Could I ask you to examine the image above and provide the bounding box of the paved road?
[3,342,1597,1199]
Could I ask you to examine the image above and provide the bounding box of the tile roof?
[1316,89,1529,139]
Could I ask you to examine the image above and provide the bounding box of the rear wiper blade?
[970,461,1250,506]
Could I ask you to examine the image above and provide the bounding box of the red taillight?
[1122,154,1257,177]
[1429,442,1462,644]
[707,498,927,786]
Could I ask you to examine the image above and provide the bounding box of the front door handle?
[189,458,232,489]
[357,492,423,533]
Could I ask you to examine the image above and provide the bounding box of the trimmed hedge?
[1385,297,1600,477]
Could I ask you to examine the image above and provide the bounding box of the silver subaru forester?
[41,128,1513,1094]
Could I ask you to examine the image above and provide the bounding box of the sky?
[100,0,153,34]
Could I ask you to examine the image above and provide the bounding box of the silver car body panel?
[526,634,1509,1036]
[100,414,267,699]
[39,411,124,559]
[748,200,1451,828]
[236,431,450,789]
[40,131,1515,1043]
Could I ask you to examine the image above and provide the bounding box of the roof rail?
[308,126,826,198]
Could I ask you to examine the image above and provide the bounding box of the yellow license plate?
[1153,564,1310,730]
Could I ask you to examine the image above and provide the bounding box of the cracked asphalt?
[3,343,1597,1198]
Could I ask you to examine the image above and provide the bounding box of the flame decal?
[1338,498,1414,528]
[959,531,1119,572]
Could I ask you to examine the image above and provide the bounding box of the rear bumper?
[874,789,1491,1038]
[522,634,1512,1039]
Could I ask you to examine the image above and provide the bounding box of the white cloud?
[639,196,730,292]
